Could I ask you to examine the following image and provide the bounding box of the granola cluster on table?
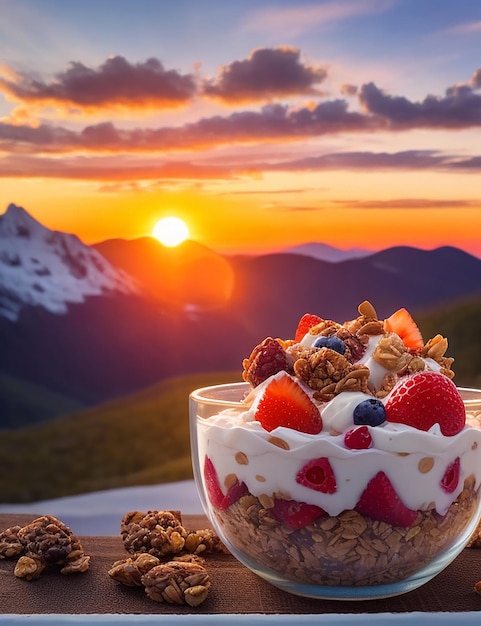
[108,509,227,607]
[0,514,90,580]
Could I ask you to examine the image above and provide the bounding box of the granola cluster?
[242,300,453,401]
[213,479,480,588]
[0,515,90,580]
[120,509,226,559]
[109,510,227,607]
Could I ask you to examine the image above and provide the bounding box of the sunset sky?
[1,0,481,256]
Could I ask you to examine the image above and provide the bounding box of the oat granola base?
[213,478,480,587]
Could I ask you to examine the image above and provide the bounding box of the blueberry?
[314,337,329,348]
[353,398,386,427]
[314,336,346,355]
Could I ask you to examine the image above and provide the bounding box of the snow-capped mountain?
[0,203,139,321]
[283,242,372,263]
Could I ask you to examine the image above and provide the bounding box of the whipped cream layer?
[197,372,481,517]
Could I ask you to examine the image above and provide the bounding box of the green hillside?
[417,296,481,388]
[0,372,84,429]
[0,371,240,503]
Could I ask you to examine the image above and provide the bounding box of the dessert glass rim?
[190,382,481,408]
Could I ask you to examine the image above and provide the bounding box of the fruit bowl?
[189,383,481,600]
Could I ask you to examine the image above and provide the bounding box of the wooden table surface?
[1,513,481,616]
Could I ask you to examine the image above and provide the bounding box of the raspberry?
[296,457,337,493]
[242,337,288,387]
[344,425,373,449]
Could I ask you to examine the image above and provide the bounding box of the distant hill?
[283,241,372,263]
[0,371,239,503]
[227,246,481,339]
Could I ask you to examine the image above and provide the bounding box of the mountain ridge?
[0,203,138,321]
[1,203,481,428]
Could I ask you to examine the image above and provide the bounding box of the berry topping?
[296,457,337,493]
[355,471,418,528]
[353,398,386,427]
[203,456,248,510]
[295,313,322,342]
[440,457,460,494]
[344,425,373,449]
[256,374,322,434]
[242,337,288,387]
[204,456,226,509]
[270,498,325,529]
[313,336,346,355]
[384,308,424,350]
[385,371,466,436]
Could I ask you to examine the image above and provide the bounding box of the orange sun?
[152,216,189,247]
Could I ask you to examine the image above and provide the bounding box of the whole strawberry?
[385,372,465,436]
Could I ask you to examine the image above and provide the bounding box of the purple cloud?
[0,56,196,109]
[0,100,378,154]
[266,150,448,170]
[202,46,327,103]
[359,79,481,128]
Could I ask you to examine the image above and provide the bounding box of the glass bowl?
[189,383,481,600]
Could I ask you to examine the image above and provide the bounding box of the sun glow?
[152,216,189,247]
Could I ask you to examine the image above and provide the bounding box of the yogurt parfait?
[190,301,481,599]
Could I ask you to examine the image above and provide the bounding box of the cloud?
[359,79,481,128]
[202,47,327,103]
[2,147,476,183]
[0,56,197,111]
[334,198,479,209]
[0,100,379,154]
[340,83,358,96]
[470,69,481,89]
[3,65,481,157]
[242,0,395,37]
[267,150,448,171]
[447,155,481,170]
[0,154,237,181]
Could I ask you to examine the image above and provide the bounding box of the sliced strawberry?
[203,456,248,510]
[204,456,225,509]
[295,313,323,342]
[344,425,373,449]
[440,457,460,494]
[296,457,337,493]
[384,308,424,350]
[256,374,322,434]
[355,471,418,528]
[385,371,466,436]
[270,498,325,529]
